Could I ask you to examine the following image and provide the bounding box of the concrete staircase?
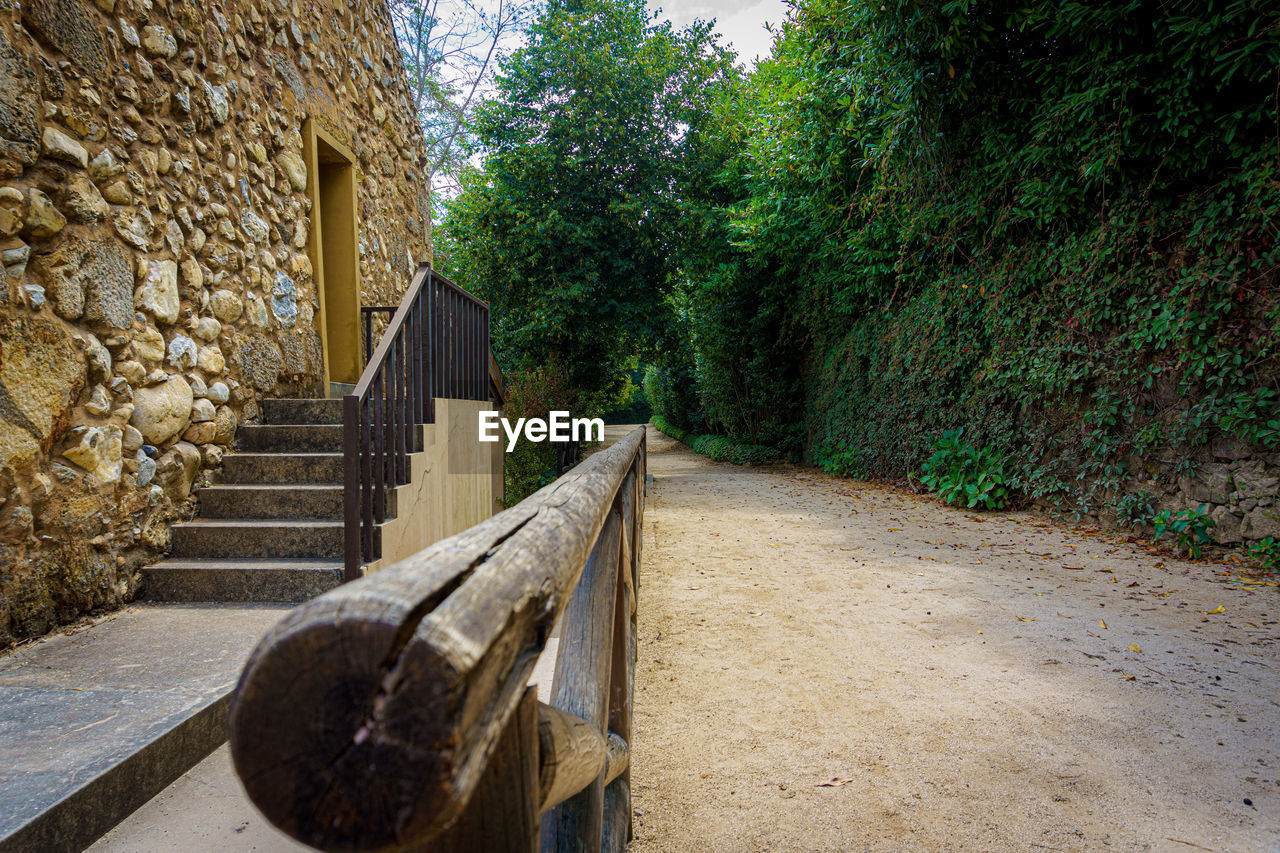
[142,398,385,603]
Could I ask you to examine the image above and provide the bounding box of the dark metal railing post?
[342,394,361,582]
[450,288,456,399]
[361,395,373,562]
[397,325,409,481]
[363,310,373,366]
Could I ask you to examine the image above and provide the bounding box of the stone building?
[0,0,435,643]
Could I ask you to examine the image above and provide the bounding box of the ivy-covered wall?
[664,1,1280,545]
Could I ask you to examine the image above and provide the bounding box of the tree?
[437,0,738,405]
[389,0,532,208]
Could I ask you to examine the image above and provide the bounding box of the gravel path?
[630,427,1280,852]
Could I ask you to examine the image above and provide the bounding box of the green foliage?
[919,430,1010,511]
[813,442,863,479]
[499,358,578,506]
[1248,538,1280,571]
[651,415,777,466]
[1152,505,1216,559]
[601,365,652,425]
[1219,390,1280,451]
[643,360,703,433]
[650,414,689,442]
[437,0,738,403]
[668,0,1280,522]
[1113,491,1157,529]
[689,435,777,466]
[438,0,1280,537]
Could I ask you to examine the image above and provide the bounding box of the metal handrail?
[342,264,492,580]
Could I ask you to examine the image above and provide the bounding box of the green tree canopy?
[438,0,737,405]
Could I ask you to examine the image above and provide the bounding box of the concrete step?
[217,453,343,485]
[140,559,345,603]
[261,397,344,426]
[169,519,355,560]
[196,484,363,520]
[236,424,344,453]
[0,604,289,853]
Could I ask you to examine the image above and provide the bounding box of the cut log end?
[228,614,461,852]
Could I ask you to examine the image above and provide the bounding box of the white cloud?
[649,0,788,65]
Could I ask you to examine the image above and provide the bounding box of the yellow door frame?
[302,118,361,391]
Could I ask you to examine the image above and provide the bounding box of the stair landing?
[0,604,288,853]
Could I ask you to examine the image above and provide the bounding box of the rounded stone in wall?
[130,374,193,445]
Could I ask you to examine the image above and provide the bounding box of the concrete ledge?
[0,604,289,853]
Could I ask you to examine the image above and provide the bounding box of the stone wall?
[1042,442,1280,550]
[1121,445,1280,546]
[0,0,433,643]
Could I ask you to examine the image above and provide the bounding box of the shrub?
[1246,537,1280,571]
[500,359,577,506]
[814,442,864,479]
[652,415,777,466]
[920,429,1010,510]
[650,414,688,442]
[1152,505,1215,559]
[1114,491,1158,528]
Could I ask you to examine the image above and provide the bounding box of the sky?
[647,0,789,65]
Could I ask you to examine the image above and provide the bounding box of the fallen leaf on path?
[686,586,701,590]
[1064,566,1084,570]
[1100,619,1108,630]
[816,777,854,787]
[1201,605,1225,615]
[1057,612,1073,619]
[1016,615,1036,622]
[1127,642,1142,653]
[1087,630,1100,638]
[1244,622,1260,629]
[1123,674,1136,681]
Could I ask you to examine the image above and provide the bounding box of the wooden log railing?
[229,425,647,853]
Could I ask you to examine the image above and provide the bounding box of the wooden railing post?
[539,512,622,852]
[602,469,637,849]
[430,687,541,853]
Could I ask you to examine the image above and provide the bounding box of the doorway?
[303,120,360,392]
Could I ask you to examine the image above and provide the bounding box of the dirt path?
[631,427,1280,852]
